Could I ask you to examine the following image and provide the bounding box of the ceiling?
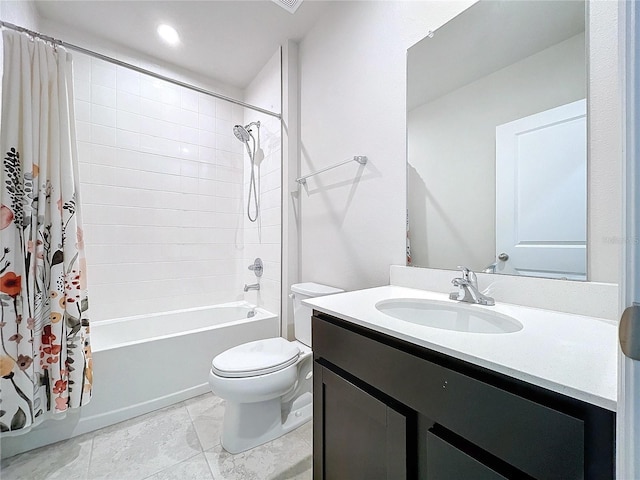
[35,0,333,89]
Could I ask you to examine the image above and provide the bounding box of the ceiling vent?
[271,0,303,14]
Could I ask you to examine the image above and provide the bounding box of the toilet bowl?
[208,282,343,454]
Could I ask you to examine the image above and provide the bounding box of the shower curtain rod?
[0,20,282,119]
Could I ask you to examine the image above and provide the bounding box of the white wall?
[588,0,621,284]
[408,33,586,271]
[298,1,475,292]
[242,50,282,317]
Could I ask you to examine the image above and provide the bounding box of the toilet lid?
[212,337,300,378]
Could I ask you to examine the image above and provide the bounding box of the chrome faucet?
[449,266,495,306]
[244,283,260,292]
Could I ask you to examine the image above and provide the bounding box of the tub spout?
[244,283,260,292]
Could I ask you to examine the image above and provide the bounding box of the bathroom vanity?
[307,286,616,480]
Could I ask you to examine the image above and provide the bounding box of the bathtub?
[0,302,279,458]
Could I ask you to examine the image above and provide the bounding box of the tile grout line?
[85,435,96,479]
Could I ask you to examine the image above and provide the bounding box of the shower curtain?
[0,29,92,434]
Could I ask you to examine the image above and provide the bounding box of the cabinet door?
[314,363,407,480]
[426,430,509,480]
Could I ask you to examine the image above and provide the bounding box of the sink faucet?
[449,266,495,306]
[244,283,260,292]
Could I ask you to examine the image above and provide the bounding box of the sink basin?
[375,299,523,334]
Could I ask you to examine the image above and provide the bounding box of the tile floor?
[0,393,312,480]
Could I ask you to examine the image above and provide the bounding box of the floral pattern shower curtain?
[0,30,92,433]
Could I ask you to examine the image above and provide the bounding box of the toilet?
[208,282,344,454]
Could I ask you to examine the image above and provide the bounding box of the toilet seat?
[212,337,300,378]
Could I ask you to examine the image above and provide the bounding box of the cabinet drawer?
[426,430,509,480]
[313,315,585,480]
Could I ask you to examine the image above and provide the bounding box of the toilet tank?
[291,282,344,346]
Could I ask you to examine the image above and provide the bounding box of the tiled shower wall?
[73,53,248,321]
[242,52,282,317]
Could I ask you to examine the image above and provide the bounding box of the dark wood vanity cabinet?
[312,312,615,480]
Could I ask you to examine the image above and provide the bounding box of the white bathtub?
[1,302,279,458]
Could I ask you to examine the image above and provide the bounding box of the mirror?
[407,0,587,280]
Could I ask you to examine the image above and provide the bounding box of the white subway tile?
[179,176,198,195]
[91,125,116,147]
[199,130,217,149]
[116,66,140,95]
[90,144,116,166]
[216,196,242,214]
[181,89,199,112]
[178,145,199,161]
[199,96,216,117]
[73,55,92,83]
[91,63,116,89]
[90,164,118,186]
[75,81,91,102]
[215,118,232,136]
[215,98,232,120]
[217,166,243,184]
[116,129,140,150]
[75,100,91,122]
[199,163,216,180]
[161,104,182,123]
[91,104,117,128]
[179,109,199,129]
[160,85,181,106]
[262,169,280,193]
[261,187,281,210]
[116,110,141,133]
[260,206,281,227]
[232,138,246,155]
[118,148,142,170]
[117,91,141,114]
[140,98,163,119]
[140,77,164,102]
[179,126,199,145]
[91,85,117,108]
[199,146,216,163]
[77,141,92,163]
[78,162,91,184]
[214,212,241,229]
[216,181,242,198]
[141,153,181,175]
[198,178,217,196]
[261,225,281,244]
[76,121,91,143]
[198,114,215,132]
[197,195,217,212]
[216,134,232,153]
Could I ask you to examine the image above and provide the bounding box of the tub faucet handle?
[248,258,263,277]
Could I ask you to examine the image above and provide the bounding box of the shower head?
[233,121,261,143]
[233,125,250,143]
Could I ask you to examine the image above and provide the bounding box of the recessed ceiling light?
[157,24,180,46]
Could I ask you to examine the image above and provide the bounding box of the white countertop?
[304,285,618,411]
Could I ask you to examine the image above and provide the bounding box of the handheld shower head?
[232,120,261,223]
[233,125,251,143]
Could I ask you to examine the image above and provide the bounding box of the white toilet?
[208,282,343,454]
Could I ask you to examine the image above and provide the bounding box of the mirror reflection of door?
[495,100,587,280]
